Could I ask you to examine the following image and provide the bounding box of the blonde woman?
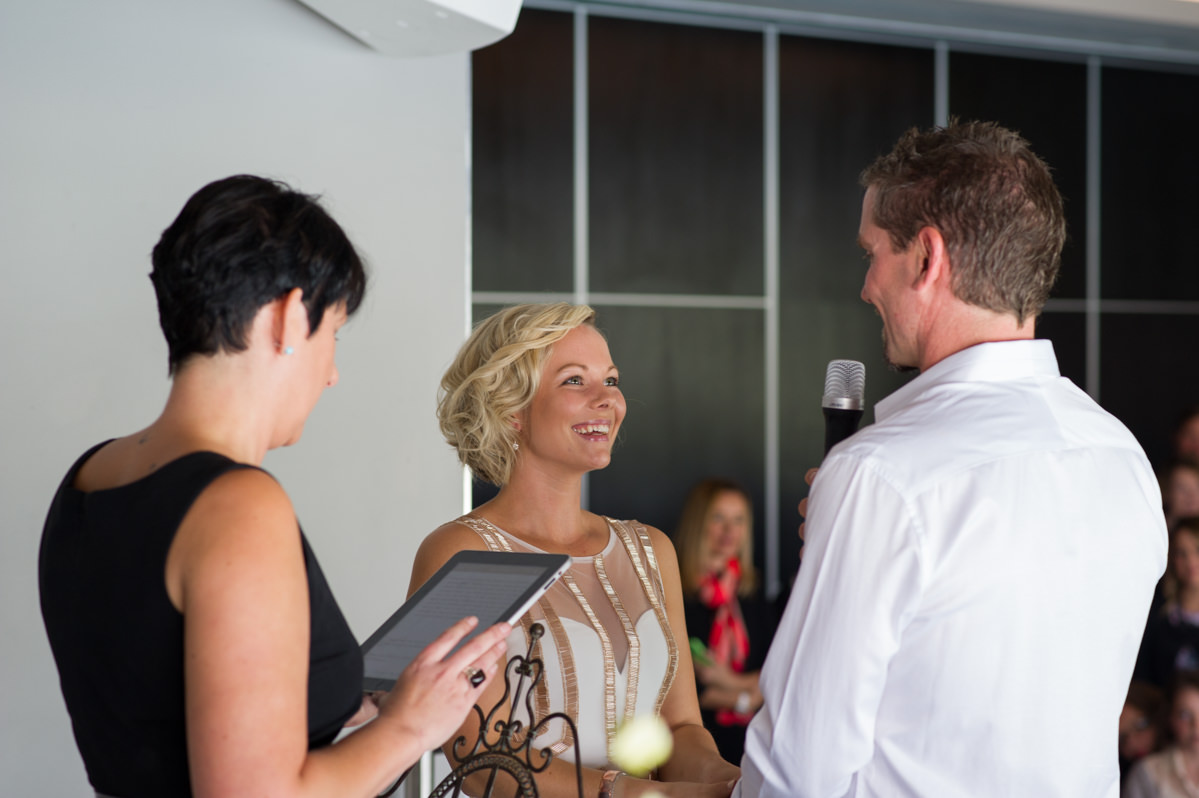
[674,479,779,764]
[410,303,738,798]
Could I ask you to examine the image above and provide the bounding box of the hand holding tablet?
[361,550,570,692]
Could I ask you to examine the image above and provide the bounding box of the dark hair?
[860,119,1065,325]
[1170,670,1199,709]
[150,175,367,374]
[1127,680,1166,720]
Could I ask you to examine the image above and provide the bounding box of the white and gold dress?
[454,515,679,769]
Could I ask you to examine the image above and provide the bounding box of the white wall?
[0,0,470,793]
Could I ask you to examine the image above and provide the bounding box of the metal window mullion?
[575,5,592,510]
[1086,55,1101,401]
[574,5,589,307]
[935,40,949,127]
[764,24,781,601]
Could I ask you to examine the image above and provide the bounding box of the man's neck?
[917,307,1036,373]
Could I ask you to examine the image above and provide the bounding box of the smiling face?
[703,490,751,573]
[1119,704,1158,761]
[517,324,625,476]
[1169,466,1199,521]
[1172,527,1199,592]
[1173,686,1199,754]
[858,187,921,373]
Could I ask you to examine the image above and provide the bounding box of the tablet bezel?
[360,549,570,692]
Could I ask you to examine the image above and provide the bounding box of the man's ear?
[913,226,949,292]
[273,287,307,354]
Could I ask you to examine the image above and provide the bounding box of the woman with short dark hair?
[39,175,509,798]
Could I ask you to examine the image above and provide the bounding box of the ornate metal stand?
[424,622,583,798]
[434,623,582,795]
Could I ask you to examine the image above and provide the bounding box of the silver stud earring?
[283,346,294,355]
[512,442,520,451]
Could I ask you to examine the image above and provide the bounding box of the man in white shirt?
[735,121,1167,798]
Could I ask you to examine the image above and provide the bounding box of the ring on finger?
[463,666,485,687]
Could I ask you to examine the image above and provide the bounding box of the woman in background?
[1123,670,1199,798]
[674,478,779,764]
[1162,460,1199,530]
[1173,407,1199,464]
[1137,517,1199,692]
[1121,681,1167,783]
[411,303,738,798]
[39,175,509,798]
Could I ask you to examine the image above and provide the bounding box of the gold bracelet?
[599,769,624,798]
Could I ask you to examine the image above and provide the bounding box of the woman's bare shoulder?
[409,517,491,597]
[422,517,491,553]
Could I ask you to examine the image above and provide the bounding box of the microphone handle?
[823,407,864,455]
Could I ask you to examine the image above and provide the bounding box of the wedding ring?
[463,666,484,687]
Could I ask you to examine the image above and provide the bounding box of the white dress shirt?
[736,340,1166,798]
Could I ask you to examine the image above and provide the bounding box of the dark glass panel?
[777,35,934,586]
[589,17,764,295]
[472,9,574,293]
[1102,66,1199,301]
[949,51,1088,300]
[1100,313,1199,469]
[588,306,766,573]
[1035,310,1087,388]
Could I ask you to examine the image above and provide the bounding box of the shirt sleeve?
[736,453,925,798]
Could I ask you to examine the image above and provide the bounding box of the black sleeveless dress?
[39,443,363,797]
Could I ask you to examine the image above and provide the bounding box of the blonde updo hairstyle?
[438,303,597,486]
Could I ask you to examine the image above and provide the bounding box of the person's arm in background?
[695,663,763,714]
[735,455,925,798]
[646,524,741,789]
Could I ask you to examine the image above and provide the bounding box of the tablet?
[361,550,571,691]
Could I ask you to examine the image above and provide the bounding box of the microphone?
[822,359,865,456]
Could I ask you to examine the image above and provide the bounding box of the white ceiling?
[585,0,1199,61]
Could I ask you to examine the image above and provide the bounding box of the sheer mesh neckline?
[465,515,652,675]
[481,518,619,561]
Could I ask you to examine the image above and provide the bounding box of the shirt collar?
[874,339,1060,423]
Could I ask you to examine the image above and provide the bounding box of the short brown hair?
[860,119,1065,325]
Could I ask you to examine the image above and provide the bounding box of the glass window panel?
[588,306,766,570]
[472,9,574,293]
[1100,313,1199,468]
[589,17,764,295]
[949,51,1088,300]
[777,35,934,586]
[1102,66,1199,301]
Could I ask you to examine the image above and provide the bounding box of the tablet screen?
[361,551,569,691]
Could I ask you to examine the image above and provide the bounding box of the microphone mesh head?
[822,359,866,410]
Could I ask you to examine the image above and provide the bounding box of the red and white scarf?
[698,558,752,726]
